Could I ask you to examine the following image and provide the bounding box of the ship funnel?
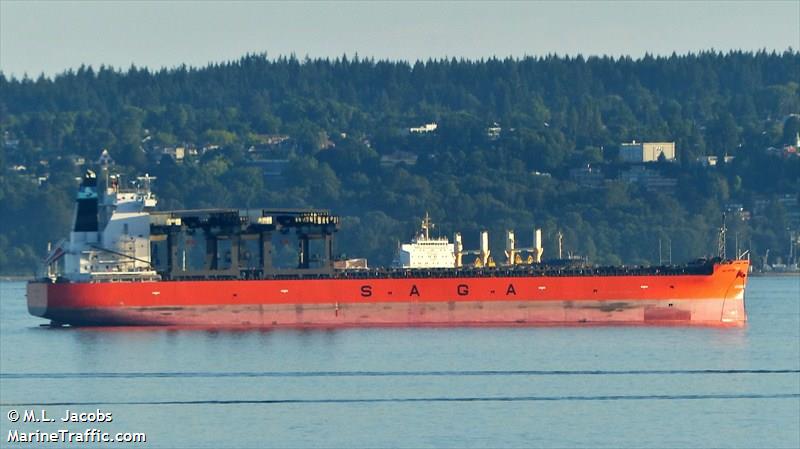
[480,230,490,266]
[454,232,463,268]
[506,230,516,265]
[73,170,99,232]
[533,228,543,263]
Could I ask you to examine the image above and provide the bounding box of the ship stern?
[26,281,51,319]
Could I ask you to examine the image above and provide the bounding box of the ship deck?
[143,260,719,282]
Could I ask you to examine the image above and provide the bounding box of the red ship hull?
[27,260,749,327]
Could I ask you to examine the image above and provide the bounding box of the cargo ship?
[27,170,749,327]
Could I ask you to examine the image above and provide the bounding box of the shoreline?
[0,276,34,282]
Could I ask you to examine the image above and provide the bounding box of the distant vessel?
[27,170,749,327]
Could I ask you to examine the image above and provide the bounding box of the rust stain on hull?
[37,298,740,328]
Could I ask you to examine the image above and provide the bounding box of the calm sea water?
[1,277,798,448]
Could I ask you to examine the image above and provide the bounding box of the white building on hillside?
[620,141,676,163]
[409,123,438,134]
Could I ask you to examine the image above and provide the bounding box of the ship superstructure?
[49,171,158,281]
[28,170,750,328]
[396,213,455,268]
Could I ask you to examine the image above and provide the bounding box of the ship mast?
[421,212,433,240]
[718,212,727,259]
[136,173,156,193]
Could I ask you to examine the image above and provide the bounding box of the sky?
[1,1,798,78]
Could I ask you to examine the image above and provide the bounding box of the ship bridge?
[149,208,340,280]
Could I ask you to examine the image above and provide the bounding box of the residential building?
[725,203,751,221]
[619,166,677,194]
[409,123,438,134]
[569,164,604,189]
[487,122,502,140]
[696,155,735,167]
[162,146,185,162]
[620,140,676,163]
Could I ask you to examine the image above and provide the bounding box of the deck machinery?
[149,209,340,280]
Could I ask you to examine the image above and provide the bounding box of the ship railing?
[87,272,161,283]
[156,262,715,281]
[335,263,714,279]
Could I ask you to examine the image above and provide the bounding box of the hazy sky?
[1,1,798,77]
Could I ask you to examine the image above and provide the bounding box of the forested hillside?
[1,51,799,274]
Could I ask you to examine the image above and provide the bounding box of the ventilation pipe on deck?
[533,228,544,263]
[506,230,516,265]
[454,232,463,268]
[480,231,490,266]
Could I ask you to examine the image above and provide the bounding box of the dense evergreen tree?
[1,51,799,274]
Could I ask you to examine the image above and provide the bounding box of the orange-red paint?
[27,260,749,327]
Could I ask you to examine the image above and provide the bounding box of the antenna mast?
[717,213,727,259]
[421,212,433,240]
